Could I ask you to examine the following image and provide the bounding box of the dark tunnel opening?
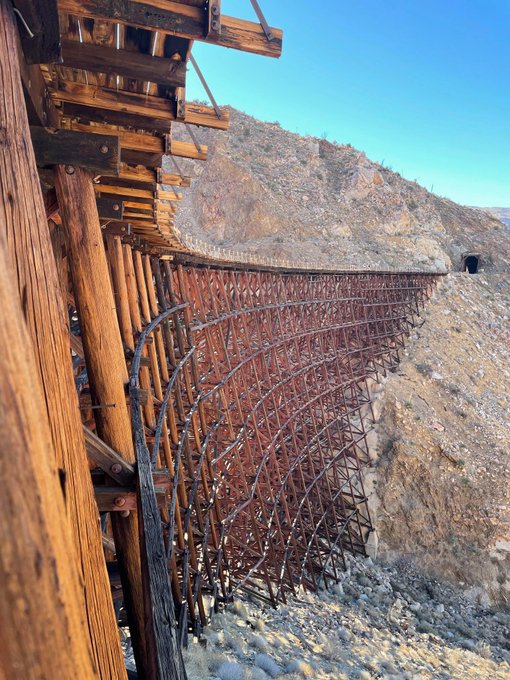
[461,254,480,273]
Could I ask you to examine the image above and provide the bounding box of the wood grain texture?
[53,80,230,131]
[0,222,95,680]
[0,2,126,677]
[54,164,149,678]
[61,38,187,87]
[31,126,121,175]
[57,0,283,57]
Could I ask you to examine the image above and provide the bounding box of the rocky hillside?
[366,273,510,606]
[170,107,508,272]
[182,554,510,680]
[482,208,510,229]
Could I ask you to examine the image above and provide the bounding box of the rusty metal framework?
[123,257,438,641]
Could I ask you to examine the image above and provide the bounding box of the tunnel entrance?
[460,253,480,273]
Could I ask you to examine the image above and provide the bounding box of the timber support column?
[54,164,149,677]
[0,0,126,677]
[0,236,96,679]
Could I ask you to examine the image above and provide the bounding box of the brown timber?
[0,229,96,680]
[0,1,126,677]
[54,164,149,677]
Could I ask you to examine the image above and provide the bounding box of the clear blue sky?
[186,0,510,207]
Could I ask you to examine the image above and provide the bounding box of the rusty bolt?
[112,203,120,211]
[65,165,75,175]
[211,19,219,30]
[120,510,130,518]
[99,144,109,154]
[114,496,126,508]
[211,4,220,14]
[110,463,122,475]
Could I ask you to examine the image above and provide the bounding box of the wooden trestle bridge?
[0,1,442,678]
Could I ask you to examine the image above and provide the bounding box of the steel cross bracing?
[123,257,438,642]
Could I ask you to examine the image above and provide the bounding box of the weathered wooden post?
[54,165,150,676]
[0,234,97,679]
[0,0,127,677]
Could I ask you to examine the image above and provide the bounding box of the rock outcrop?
[170,107,508,272]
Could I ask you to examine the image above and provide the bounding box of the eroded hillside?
[170,107,507,272]
[367,273,510,605]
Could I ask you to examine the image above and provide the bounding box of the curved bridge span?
[122,253,440,645]
[0,0,446,674]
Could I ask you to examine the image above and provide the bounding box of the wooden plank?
[170,138,208,161]
[64,120,165,152]
[61,38,187,87]
[54,164,149,677]
[117,166,192,188]
[31,126,121,175]
[1,2,127,676]
[54,81,230,130]
[83,425,135,485]
[13,0,61,64]
[58,0,283,57]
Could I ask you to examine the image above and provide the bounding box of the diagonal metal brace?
[189,53,222,119]
[249,0,274,41]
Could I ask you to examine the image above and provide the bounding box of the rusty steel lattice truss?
[124,257,439,642]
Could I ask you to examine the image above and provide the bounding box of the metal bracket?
[206,0,221,37]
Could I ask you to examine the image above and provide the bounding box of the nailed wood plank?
[58,0,282,57]
[31,126,121,175]
[53,81,230,130]
[61,38,187,87]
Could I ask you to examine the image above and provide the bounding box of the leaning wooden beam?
[0,232,96,679]
[53,81,230,131]
[61,38,187,87]
[54,164,150,678]
[0,2,127,677]
[83,425,135,485]
[58,0,283,57]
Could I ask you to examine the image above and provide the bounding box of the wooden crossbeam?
[31,126,121,175]
[95,184,182,201]
[117,165,191,187]
[58,0,283,58]
[64,120,165,152]
[170,139,208,161]
[60,39,187,87]
[53,81,229,131]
